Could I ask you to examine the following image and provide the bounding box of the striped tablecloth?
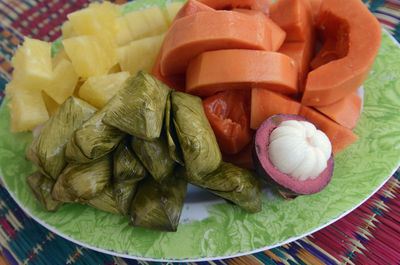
[0,0,399,264]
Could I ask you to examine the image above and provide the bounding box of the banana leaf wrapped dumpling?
[130,134,175,183]
[103,71,170,140]
[27,171,63,212]
[86,140,149,215]
[112,139,148,215]
[130,172,187,232]
[52,154,112,203]
[26,97,97,180]
[86,185,122,215]
[171,92,222,179]
[65,106,126,163]
[164,93,184,165]
[183,162,262,213]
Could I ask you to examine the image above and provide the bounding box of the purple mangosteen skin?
[253,114,334,195]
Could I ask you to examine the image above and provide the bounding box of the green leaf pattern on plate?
[0,0,399,261]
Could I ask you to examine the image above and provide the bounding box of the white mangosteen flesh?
[268,120,332,181]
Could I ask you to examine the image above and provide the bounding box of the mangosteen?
[253,114,334,195]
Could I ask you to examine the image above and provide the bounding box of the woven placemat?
[0,0,399,264]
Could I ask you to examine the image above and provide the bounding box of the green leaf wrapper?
[171,91,222,179]
[103,71,170,140]
[26,171,63,212]
[183,162,262,213]
[65,106,126,163]
[131,134,175,183]
[52,154,112,203]
[26,97,97,180]
[130,171,187,232]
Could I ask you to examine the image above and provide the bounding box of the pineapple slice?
[43,58,78,104]
[42,91,60,116]
[79,71,130,109]
[63,35,115,79]
[166,1,185,24]
[52,47,70,66]
[61,21,76,39]
[67,2,120,37]
[115,17,133,46]
[117,33,165,75]
[117,6,169,46]
[67,2,120,68]
[11,37,52,90]
[7,84,49,132]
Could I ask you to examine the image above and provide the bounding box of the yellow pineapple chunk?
[115,17,133,46]
[117,33,165,75]
[67,2,120,37]
[63,35,115,79]
[79,71,130,109]
[41,91,60,116]
[117,6,169,46]
[67,2,120,67]
[52,47,70,66]
[11,37,52,90]
[7,84,49,132]
[43,59,78,104]
[166,1,185,24]
[61,21,76,39]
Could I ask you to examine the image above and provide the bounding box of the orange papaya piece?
[299,106,359,155]
[152,0,213,91]
[186,49,298,97]
[198,0,270,15]
[160,10,272,76]
[278,41,314,92]
[270,0,314,41]
[309,16,350,70]
[174,0,215,21]
[315,92,362,130]
[151,49,185,92]
[301,0,381,107]
[250,88,301,130]
[308,0,322,23]
[234,8,286,51]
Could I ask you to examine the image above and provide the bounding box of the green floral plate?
[0,0,400,262]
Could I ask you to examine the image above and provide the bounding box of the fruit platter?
[0,0,399,261]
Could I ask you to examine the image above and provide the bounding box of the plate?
[1,0,400,262]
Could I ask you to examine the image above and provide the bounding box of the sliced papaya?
[198,0,270,15]
[271,0,315,91]
[152,0,213,91]
[278,40,314,92]
[151,48,185,92]
[299,106,359,155]
[234,8,286,51]
[315,92,362,130]
[186,49,298,97]
[159,10,272,76]
[174,0,215,21]
[309,14,349,70]
[301,0,381,107]
[250,88,301,130]
[270,0,314,41]
[308,0,322,23]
